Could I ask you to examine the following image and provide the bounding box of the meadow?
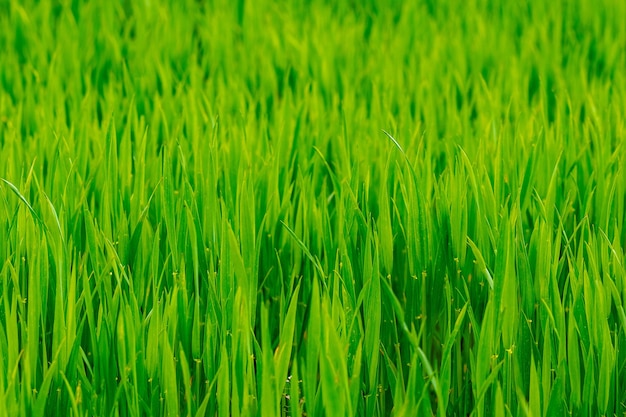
[1,0,625,415]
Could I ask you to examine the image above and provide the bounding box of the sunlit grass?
[1,0,625,415]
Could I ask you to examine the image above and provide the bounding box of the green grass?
[1,0,625,415]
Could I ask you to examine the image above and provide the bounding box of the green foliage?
[1,0,625,415]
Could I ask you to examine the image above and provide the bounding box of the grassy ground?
[1,0,625,415]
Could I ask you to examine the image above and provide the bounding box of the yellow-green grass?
[1,0,625,415]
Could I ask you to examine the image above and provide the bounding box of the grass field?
[1,0,626,415]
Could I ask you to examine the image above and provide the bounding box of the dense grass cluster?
[1,0,626,415]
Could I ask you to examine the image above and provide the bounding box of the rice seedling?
[0,0,625,415]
